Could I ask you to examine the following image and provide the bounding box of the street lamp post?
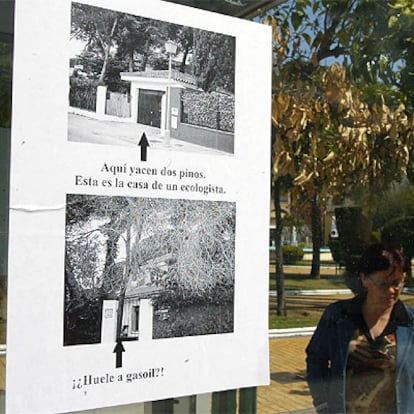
[164,40,177,147]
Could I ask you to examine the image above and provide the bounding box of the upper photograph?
[68,2,236,156]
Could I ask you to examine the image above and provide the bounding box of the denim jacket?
[306,296,414,414]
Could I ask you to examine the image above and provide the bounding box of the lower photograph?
[64,193,236,346]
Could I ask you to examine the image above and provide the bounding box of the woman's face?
[362,267,405,308]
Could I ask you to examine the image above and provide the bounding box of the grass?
[268,266,348,329]
[268,273,344,329]
[269,273,347,291]
[268,271,414,330]
[269,312,322,329]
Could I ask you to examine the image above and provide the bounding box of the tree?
[192,29,235,93]
[373,181,414,276]
[115,14,148,72]
[175,26,194,73]
[266,2,414,311]
[71,3,120,83]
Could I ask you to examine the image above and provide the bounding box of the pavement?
[259,262,334,414]
[257,336,315,414]
[68,112,231,156]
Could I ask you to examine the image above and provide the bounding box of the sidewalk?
[257,337,315,414]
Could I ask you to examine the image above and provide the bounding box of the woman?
[306,243,414,413]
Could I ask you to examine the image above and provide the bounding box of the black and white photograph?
[64,193,236,346]
[68,2,236,155]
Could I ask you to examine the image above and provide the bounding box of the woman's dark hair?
[357,242,407,276]
[346,243,408,295]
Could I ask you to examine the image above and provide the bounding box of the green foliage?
[269,274,346,291]
[269,313,320,329]
[282,245,304,263]
[373,182,414,229]
[265,0,412,106]
[382,216,414,261]
[372,183,414,275]
[282,214,305,229]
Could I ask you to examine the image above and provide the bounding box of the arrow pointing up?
[138,132,150,161]
[113,340,125,368]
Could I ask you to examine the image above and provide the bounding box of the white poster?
[7,0,272,412]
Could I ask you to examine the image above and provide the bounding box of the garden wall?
[170,88,235,154]
[172,123,234,153]
[181,90,234,132]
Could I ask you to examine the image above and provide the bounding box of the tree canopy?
[264,0,414,308]
[70,2,235,92]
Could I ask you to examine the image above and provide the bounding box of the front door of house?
[138,89,163,127]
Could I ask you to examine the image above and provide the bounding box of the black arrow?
[138,132,150,161]
[113,340,125,368]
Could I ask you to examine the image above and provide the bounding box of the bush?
[153,302,233,339]
[69,76,98,111]
[283,245,304,263]
[181,90,235,132]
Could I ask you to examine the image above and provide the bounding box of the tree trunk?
[310,193,322,279]
[128,50,134,72]
[65,251,85,303]
[116,225,131,340]
[180,47,189,73]
[101,215,121,298]
[98,46,110,84]
[274,179,286,316]
[407,255,413,279]
[140,40,151,72]
[97,17,118,84]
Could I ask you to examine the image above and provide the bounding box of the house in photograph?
[101,274,168,344]
[93,68,235,153]
[119,69,198,129]
[101,235,174,343]
[120,252,173,341]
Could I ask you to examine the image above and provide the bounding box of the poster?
[7,0,272,412]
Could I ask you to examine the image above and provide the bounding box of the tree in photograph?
[115,16,170,72]
[165,199,235,303]
[71,2,120,83]
[159,23,195,73]
[192,29,235,93]
[115,15,147,72]
[174,26,194,73]
[65,195,235,344]
[65,194,109,344]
